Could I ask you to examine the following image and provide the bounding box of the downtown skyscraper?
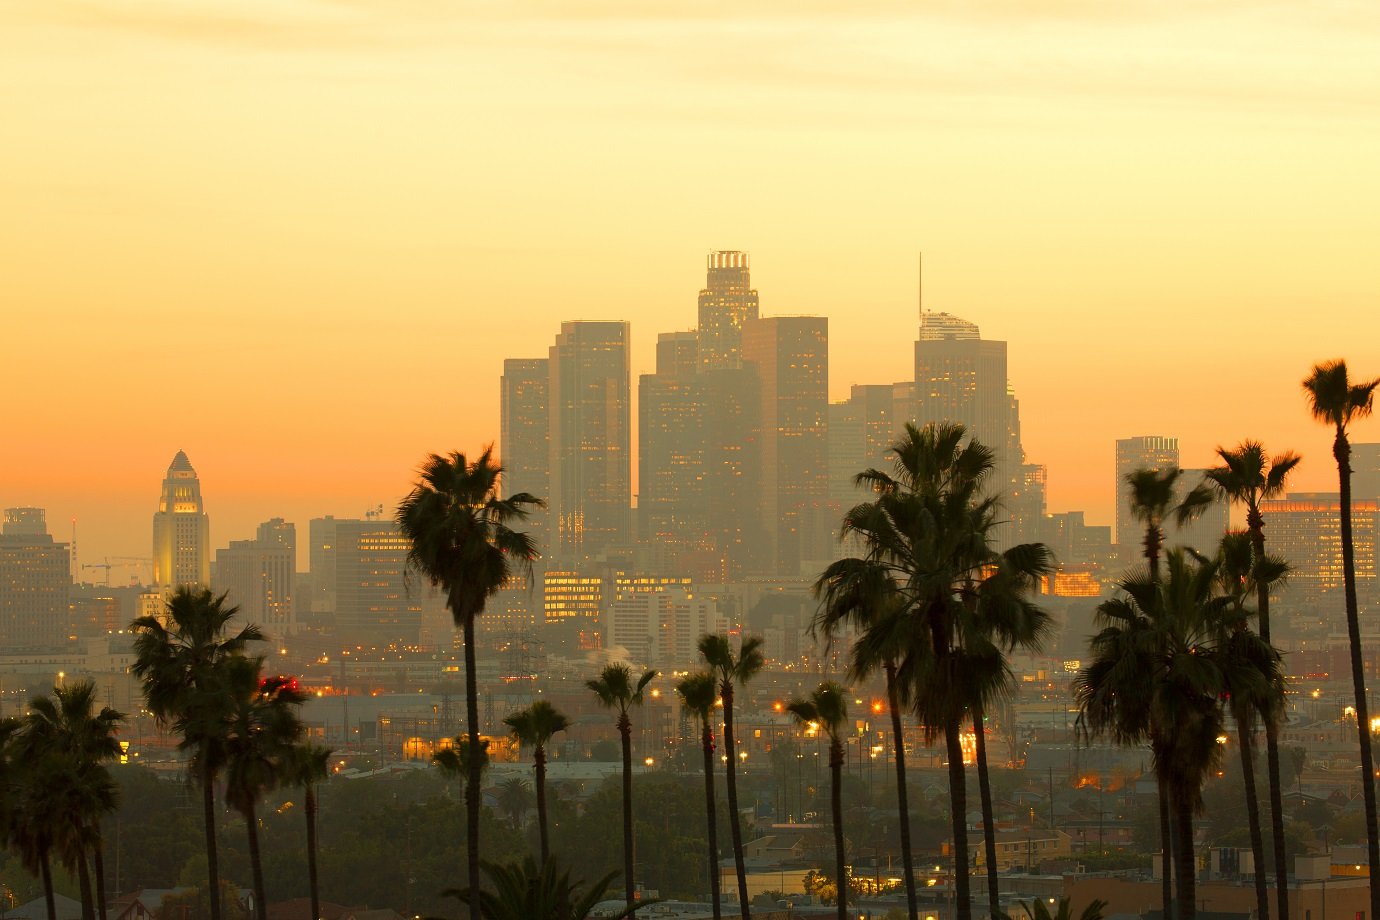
[548,321,632,559]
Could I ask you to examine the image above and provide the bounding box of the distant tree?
[788,683,849,920]
[676,672,722,920]
[504,700,570,864]
[281,742,332,920]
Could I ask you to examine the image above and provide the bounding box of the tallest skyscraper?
[697,250,759,370]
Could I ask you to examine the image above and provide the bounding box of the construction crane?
[80,557,150,587]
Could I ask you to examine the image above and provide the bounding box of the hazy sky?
[5,1,1380,570]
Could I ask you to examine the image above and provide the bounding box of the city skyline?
[6,2,1380,565]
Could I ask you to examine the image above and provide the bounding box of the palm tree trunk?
[245,803,267,920]
[722,686,751,920]
[973,708,1000,920]
[619,715,637,916]
[77,851,95,920]
[1158,771,1173,920]
[1173,788,1196,920]
[885,662,919,920]
[1252,516,1291,920]
[945,718,971,920]
[831,739,847,920]
[463,613,482,920]
[40,848,56,920]
[1335,431,1380,920]
[306,785,320,920]
[1238,719,1269,920]
[202,760,223,920]
[536,743,550,865]
[92,824,108,920]
[702,723,722,920]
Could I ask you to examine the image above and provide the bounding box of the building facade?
[0,508,70,649]
[151,450,211,589]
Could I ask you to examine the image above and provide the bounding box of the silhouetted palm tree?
[21,682,123,920]
[397,447,541,909]
[130,587,263,920]
[1078,551,1234,920]
[1208,532,1287,920]
[698,633,764,920]
[837,422,1051,920]
[586,664,657,916]
[220,658,305,920]
[444,856,644,920]
[788,683,850,920]
[282,741,332,920]
[504,700,570,864]
[1304,359,1380,920]
[813,545,919,920]
[1206,439,1300,920]
[677,671,723,920]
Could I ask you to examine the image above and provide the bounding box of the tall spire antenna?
[918,251,924,321]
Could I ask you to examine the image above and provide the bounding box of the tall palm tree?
[813,541,919,920]
[787,683,850,920]
[396,447,542,909]
[20,682,123,920]
[1078,551,1234,920]
[1206,440,1300,920]
[504,700,570,865]
[131,587,264,920]
[220,657,305,920]
[676,671,723,920]
[1208,532,1287,920]
[1124,464,1214,913]
[698,633,764,920]
[586,663,657,916]
[836,422,1051,920]
[282,742,332,920]
[1304,359,1380,920]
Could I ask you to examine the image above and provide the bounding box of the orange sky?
[4,1,1380,570]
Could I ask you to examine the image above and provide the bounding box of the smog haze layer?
[5,1,1380,562]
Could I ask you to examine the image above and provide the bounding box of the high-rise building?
[639,332,711,573]
[1353,443,1380,499]
[743,315,829,574]
[698,251,759,371]
[1260,492,1380,616]
[0,508,70,649]
[548,321,631,559]
[213,518,296,639]
[828,384,894,504]
[1114,436,1180,549]
[1174,468,1230,553]
[152,450,211,589]
[330,517,423,649]
[501,357,551,548]
[309,516,339,615]
[606,586,727,671]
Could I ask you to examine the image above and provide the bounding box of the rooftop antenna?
[918,251,925,322]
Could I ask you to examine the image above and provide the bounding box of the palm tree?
[130,587,264,920]
[282,742,332,920]
[1124,463,1214,913]
[1124,466,1215,582]
[787,683,850,920]
[8,746,65,920]
[496,776,534,832]
[698,633,764,920]
[396,446,542,909]
[1078,551,1233,920]
[1206,440,1300,920]
[586,663,657,916]
[220,657,305,920]
[1304,359,1380,920]
[676,671,723,920]
[813,542,919,920]
[1209,532,1286,920]
[504,700,570,864]
[19,682,123,920]
[834,422,1051,920]
[444,856,644,920]
[1005,896,1108,920]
